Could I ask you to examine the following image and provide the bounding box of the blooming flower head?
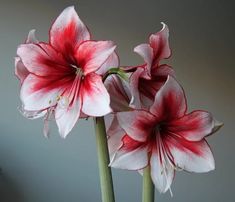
[109,76,222,193]
[15,6,119,137]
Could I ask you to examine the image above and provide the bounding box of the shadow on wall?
[0,169,24,202]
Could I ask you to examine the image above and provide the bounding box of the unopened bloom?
[109,76,222,193]
[16,6,118,137]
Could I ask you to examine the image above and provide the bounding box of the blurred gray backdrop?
[0,0,234,201]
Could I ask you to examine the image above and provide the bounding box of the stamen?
[56,95,62,101]
[70,64,84,77]
[43,107,55,138]
[48,95,61,105]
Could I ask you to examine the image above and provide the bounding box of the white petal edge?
[110,146,148,170]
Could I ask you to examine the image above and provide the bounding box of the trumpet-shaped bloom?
[16,6,118,137]
[109,76,222,193]
[129,23,175,108]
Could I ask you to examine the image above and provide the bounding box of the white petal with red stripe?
[117,110,155,142]
[81,73,111,116]
[75,40,116,75]
[50,6,90,53]
[150,76,187,121]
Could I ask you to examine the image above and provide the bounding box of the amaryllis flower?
[129,23,175,108]
[109,76,222,193]
[16,6,118,137]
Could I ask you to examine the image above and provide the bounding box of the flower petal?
[138,64,175,107]
[26,29,39,43]
[167,110,223,141]
[15,30,39,83]
[19,107,46,120]
[15,57,29,84]
[151,64,175,78]
[129,67,145,108]
[149,22,171,66]
[50,6,90,55]
[55,76,82,138]
[17,43,70,76]
[106,115,126,163]
[20,74,72,111]
[150,76,187,121]
[117,110,156,142]
[96,52,119,75]
[55,95,81,138]
[105,75,132,112]
[134,44,153,78]
[110,135,148,170]
[105,113,115,133]
[81,73,111,116]
[166,135,215,172]
[75,40,116,75]
[150,149,175,193]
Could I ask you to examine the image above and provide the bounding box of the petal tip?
[211,119,223,134]
[160,22,169,33]
[64,5,75,12]
[60,132,68,139]
[207,159,215,172]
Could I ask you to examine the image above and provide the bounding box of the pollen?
[56,95,62,101]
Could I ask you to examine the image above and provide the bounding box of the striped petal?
[50,6,90,56]
[81,73,111,116]
[75,40,116,75]
[165,134,215,173]
[150,76,187,121]
[149,22,171,67]
[117,110,156,142]
[167,110,223,141]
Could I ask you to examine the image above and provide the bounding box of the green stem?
[142,166,155,202]
[102,67,128,82]
[94,117,115,202]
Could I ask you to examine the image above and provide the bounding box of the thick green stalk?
[94,117,115,202]
[142,166,155,202]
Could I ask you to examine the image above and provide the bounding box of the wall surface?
[0,0,234,201]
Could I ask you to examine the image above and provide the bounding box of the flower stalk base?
[142,166,155,202]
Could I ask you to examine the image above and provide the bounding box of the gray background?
[0,0,234,201]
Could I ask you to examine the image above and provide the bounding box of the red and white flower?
[129,23,175,108]
[109,76,222,193]
[16,6,118,137]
